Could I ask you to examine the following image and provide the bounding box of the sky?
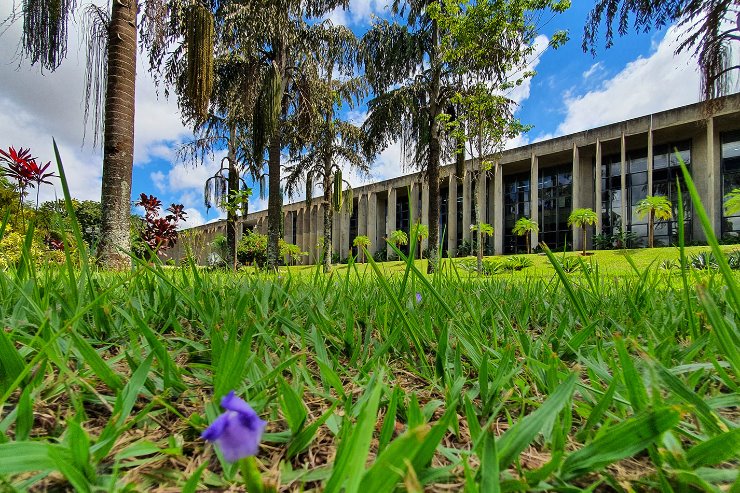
[0,1,732,229]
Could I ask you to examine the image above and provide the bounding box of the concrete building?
[171,94,740,264]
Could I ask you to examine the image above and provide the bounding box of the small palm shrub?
[689,251,718,270]
[502,255,533,271]
[660,258,680,270]
[727,250,740,270]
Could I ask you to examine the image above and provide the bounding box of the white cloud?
[582,61,605,80]
[179,207,206,229]
[550,25,702,138]
[0,3,195,204]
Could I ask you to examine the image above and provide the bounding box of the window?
[651,141,691,246]
[538,164,572,251]
[504,172,531,253]
[722,131,740,237]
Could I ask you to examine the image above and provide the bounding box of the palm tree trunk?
[426,17,441,274]
[322,175,333,273]
[98,0,138,269]
[649,210,654,248]
[582,228,587,256]
[266,128,282,270]
[526,234,530,255]
[226,123,238,270]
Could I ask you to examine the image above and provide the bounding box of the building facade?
[171,94,740,264]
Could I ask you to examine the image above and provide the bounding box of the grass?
[0,149,738,492]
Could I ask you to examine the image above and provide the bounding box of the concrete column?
[487,174,495,250]
[595,139,602,234]
[317,203,326,260]
[340,206,350,259]
[358,194,368,238]
[572,143,582,251]
[647,119,654,195]
[530,153,539,249]
[367,192,378,255]
[462,171,472,242]
[284,211,293,243]
[331,205,340,259]
[421,181,430,251]
[409,182,420,224]
[493,164,504,255]
[707,116,720,234]
[447,174,458,255]
[309,205,317,263]
[302,206,310,264]
[296,209,304,255]
[620,132,628,230]
[476,172,486,249]
[386,187,396,256]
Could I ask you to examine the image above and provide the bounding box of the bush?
[237,231,304,267]
[373,249,387,262]
[501,255,533,271]
[557,256,582,273]
[593,233,613,250]
[660,258,680,270]
[727,250,740,269]
[456,240,475,257]
[689,251,718,270]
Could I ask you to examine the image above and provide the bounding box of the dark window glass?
[722,131,740,237]
[503,172,531,253]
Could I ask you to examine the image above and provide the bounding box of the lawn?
[0,240,738,492]
[285,244,740,279]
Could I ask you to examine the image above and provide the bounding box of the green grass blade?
[560,407,681,480]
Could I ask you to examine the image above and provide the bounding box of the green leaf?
[287,401,339,458]
[182,461,209,493]
[480,426,500,493]
[359,426,429,492]
[686,428,740,468]
[497,373,576,470]
[560,407,681,480]
[15,386,33,441]
[279,377,308,434]
[0,441,68,474]
[0,326,25,391]
[324,374,383,493]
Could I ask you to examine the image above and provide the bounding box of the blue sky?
[0,1,722,228]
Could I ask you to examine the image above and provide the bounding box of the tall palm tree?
[413,223,429,260]
[636,195,673,248]
[11,0,216,268]
[567,208,598,256]
[362,0,452,274]
[470,222,493,273]
[512,217,539,254]
[244,3,350,269]
[284,25,369,273]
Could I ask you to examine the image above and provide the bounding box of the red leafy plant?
[135,193,187,258]
[0,146,57,212]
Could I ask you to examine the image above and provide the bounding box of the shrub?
[593,233,613,250]
[502,255,533,271]
[237,231,304,267]
[558,256,582,273]
[373,249,387,262]
[689,251,718,270]
[660,258,680,270]
[727,250,740,270]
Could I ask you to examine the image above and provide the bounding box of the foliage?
[388,230,409,247]
[568,208,598,255]
[636,195,673,248]
[0,145,56,211]
[134,194,187,258]
[724,188,740,216]
[612,227,644,249]
[584,0,740,103]
[512,217,538,253]
[501,255,533,271]
[237,231,305,267]
[690,251,719,270]
[592,232,613,250]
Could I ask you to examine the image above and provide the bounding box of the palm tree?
[388,230,409,252]
[284,25,369,273]
[413,223,429,260]
[362,1,453,274]
[567,208,598,256]
[512,217,539,254]
[353,235,370,263]
[245,6,351,269]
[470,222,493,273]
[636,195,673,248]
[11,1,217,268]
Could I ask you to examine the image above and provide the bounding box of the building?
[171,94,740,264]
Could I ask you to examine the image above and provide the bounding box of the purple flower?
[416,292,422,303]
[202,391,266,462]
